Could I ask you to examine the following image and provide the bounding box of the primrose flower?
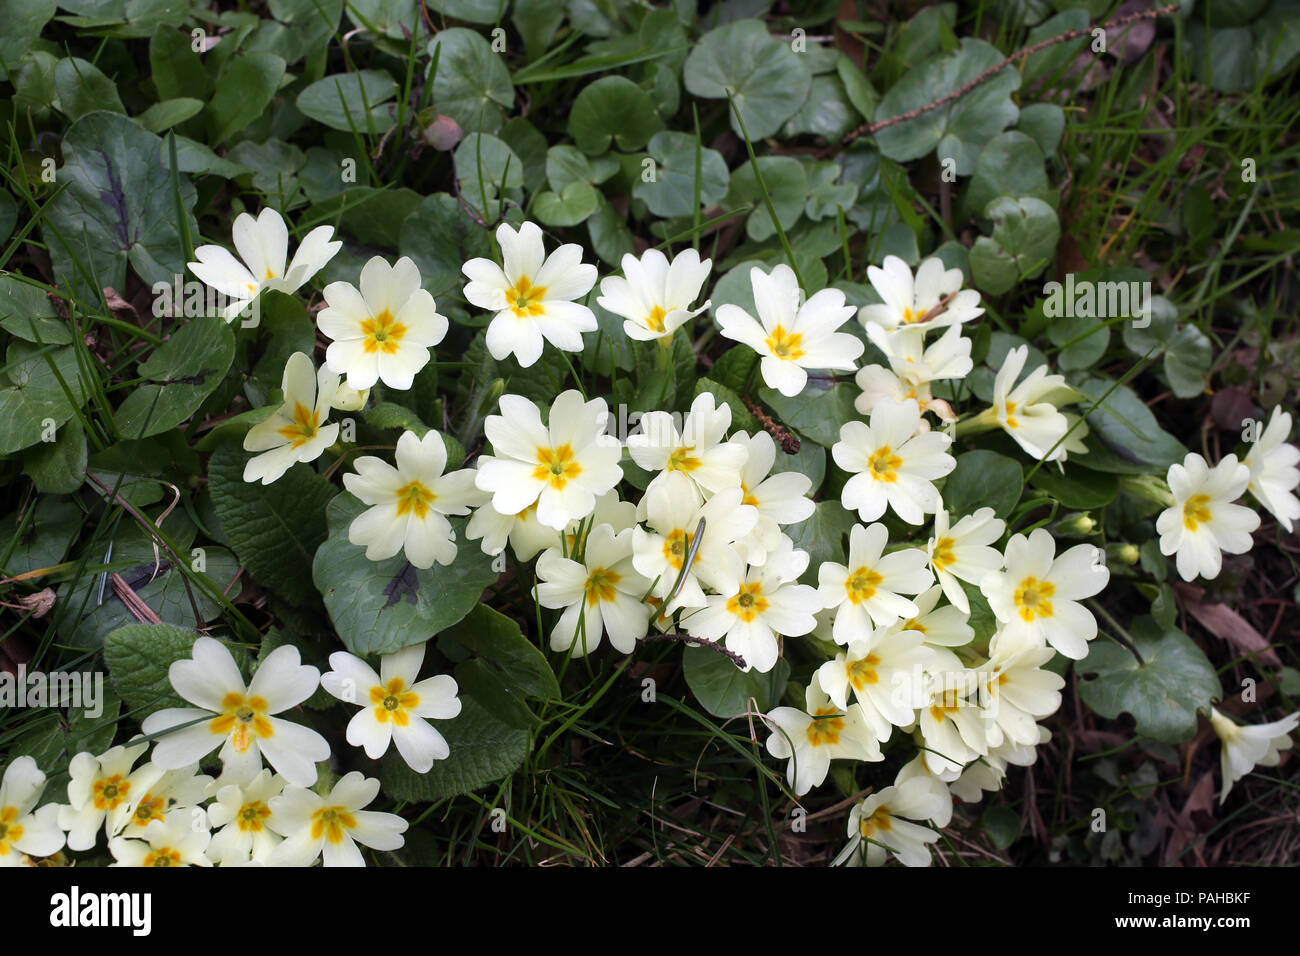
[854,325,972,423]
[833,775,950,867]
[268,772,408,867]
[205,770,287,866]
[462,221,597,367]
[141,637,330,788]
[858,255,983,338]
[817,523,933,642]
[343,429,484,568]
[631,471,758,612]
[981,630,1066,747]
[109,816,211,868]
[0,757,64,866]
[534,523,651,656]
[626,391,748,498]
[979,528,1110,660]
[1243,407,1300,532]
[188,206,340,323]
[319,255,447,391]
[680,537,820,673]
[57,741,151,852]
[763,679,882,796]
[1209,707,1298,805]
[1156,453,1259,582]
[107,763,211,838]
[475,391,623,531]
[242,351,340,485]
[597,247,712,341]
[982,345,1080,462]
[832,398,955,525]
[321,642,461,773]
[927,502,1006,614]
[727,431,816,564]
[715,264,864,397]
[916,675,994,776]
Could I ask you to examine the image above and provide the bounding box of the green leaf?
[428,28,514,134]
[0,343,89,455]
[961,131,1051,220]
[533,180,599,227]
[103,622,203,717]
[781,72,858,139]
[1,497,83,578]
[0,0,56,84]
[1074,376,1189,474]
[1048,314,1109,372]
[208,441,337,606]
[982,804,1021,849]
[54,56,125,118]
[683,644,791,719]
[208,52,286,143]
[969,196,1059,295]
[312,493,498,656]
[1017,102,1065,155]
[439,604,558,728]
[427,0,507,24]
[0,276,69,344]
[633,130,729,218]
[23,416,87,493]
[43,112,198,300]
[785,498,854,579]
[569,75,663,154]
[1163,325,1213,399]
[137,97,204,133]
[941,450,1023,518]
[453,133,523,222]
[296,70,398,133]
[114,317,235,439]
[1028,466,1118,509]
[726,156,808,243]
[379,694,528,802]
[7,685,120,790]
[683,19,813,140]
[874,38,1020,175]
[398,193,494,299]
[1077,617,1220,744]
[758,382,857,448]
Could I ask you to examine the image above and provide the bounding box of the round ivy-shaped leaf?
[726,156,808,242]
[533,180,600,227]
[427,0,507,24]
[1077,616,1220,743]
[569,76,664,154]
[683,644,792,719]
[969,195,1059,295]
[296,70,398,133]
[0,343,89,455]
[633,130,729,218]
[940,449,1023,518]
[962,131,1051,221]
[874,38,1020,175]
[312,493,499,656]
[683,19,813,141]
[428,28,514,134]
[1017,102,1065,155]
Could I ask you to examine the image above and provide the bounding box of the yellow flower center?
[1012,575,1056,622]
[868,446,902,482]
[1004,400,1019,430]
[805,707,844,747]
[277,401,321,449]
[901,304,920,323]
[845,566,883,604]
[725,582,769,623]
[846,654,881,690]
[311,806,358,844]
[360,308,408,355]
[662,529,688,570]
[645,305,667,333]
[764,325,805,361]
[928,688,964,723]
[509,276,548,317]
[931,536,956,571]
[859,805,893,839]
[132,794,166,827]
[532,444,582,489]
[210,692,274,753]
[667,445,701,473]
[0,807,23,855]
[369,677,419,727]
[1183,494,1212,530]
[584,567,621,606]
[740,481,760,508]
[143,847,182,867]
[395,479,437,519]
[92,775,130,811]
[237,801,272,833]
